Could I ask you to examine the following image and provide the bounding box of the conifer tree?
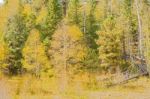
[81,48,99,72]
[39,0,62,58]
[80,0,100,73]
[67,0,81,26]
[97,16,122,73]
[4,6,30,74]
[85,0,99,50]
[3,1,35,74]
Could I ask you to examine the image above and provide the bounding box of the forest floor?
[0,74,150,99]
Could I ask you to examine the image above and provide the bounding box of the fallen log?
[108,72,149,87]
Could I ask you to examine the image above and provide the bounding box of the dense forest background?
[0,0,150,99]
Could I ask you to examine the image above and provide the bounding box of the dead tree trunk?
[83,0,86,34]
[135,0,143,58]
[62,0,68,17]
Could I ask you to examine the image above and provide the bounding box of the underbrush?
[0,73,150,99]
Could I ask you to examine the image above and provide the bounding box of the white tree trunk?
[135,0,143,58]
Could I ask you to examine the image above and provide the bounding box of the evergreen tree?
[39,0,62,58]
[4,6,30,74]
[3,1,35,74]
[97,16,122,73]
[81,48,99,72]
[67,0,81,26]
[81,0,100,73]
[85,0,99,50]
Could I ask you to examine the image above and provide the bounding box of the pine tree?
[4,6,30,75]
[39,0,62,58]
[3,1,35,75]
[67,0,81,26]
[85,0,99,50]
[81,48,99,72]
[97,16,122,73]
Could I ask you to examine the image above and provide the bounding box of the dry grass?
[0,74,150,99]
